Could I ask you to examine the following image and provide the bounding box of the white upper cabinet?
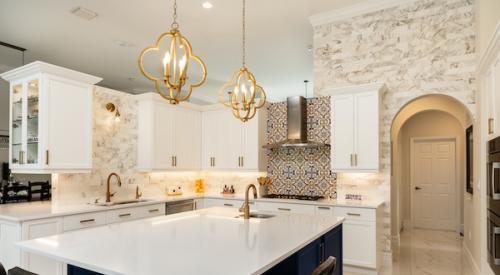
[323,83,385,172]
[201,105,267,171]
[0,61,101,173]
[137,93,201,171]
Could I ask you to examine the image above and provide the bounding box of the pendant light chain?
[242,0,246,68]
[171,0,179,30]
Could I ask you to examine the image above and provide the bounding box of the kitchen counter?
[0,193,383,222]
[17,207,344,275]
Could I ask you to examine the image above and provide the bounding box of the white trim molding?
[309,0,420,27]
[478,22,500,74]
[463,242,481,275]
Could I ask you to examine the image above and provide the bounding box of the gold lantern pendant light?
[219,0,266,122]
[138,0,207,104]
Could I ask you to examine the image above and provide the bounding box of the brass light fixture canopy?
[219,0,267,122]
[138,0,207,105]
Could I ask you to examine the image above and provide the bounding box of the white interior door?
[411,138,456,231]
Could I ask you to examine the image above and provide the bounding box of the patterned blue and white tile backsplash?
[266,97,336,197]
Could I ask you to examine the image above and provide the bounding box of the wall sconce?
[106,102,121,122]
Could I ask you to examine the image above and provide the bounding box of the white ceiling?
[0,0,364,103]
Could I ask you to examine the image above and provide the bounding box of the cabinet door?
[10,82,23,167]
[354,91,379,170]
[242,115,259,170]
[152,103,174,169]
[0,222,21,270]
[342,220,376,268]
[323,225,343,275]
[202,110,222,169]
[21,218,64,275]
[219,111,244,169]
[331,95,354,170]
[171,107,201,170]
[25,79,41,167]
[494,57,500,134]
[45,75,92,170]
[487,68,496,137]
[297,238,321,275]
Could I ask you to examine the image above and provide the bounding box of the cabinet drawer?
[135,204,165,219]
[315,205,334,216]
[333,207,375,221]
[106,208,138,224]
[63,212,106,232]
[258,202,315,214]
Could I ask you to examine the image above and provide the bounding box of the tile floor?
[347,229,475,275]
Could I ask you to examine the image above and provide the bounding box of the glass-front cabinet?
[9,77,41,169]
[1,61,101,173]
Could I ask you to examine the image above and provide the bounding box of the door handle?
[350,154,354,166]
[415,186,422,190]
[489,118,495,135]
[46,150,49,165]
[354,154,358,166]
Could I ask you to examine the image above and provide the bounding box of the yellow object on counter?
[195,178,205,193]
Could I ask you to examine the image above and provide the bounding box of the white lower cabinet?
[21,218,64,275]
[257,201,315,214]
[0,203,166,274]
[333,206,382,272]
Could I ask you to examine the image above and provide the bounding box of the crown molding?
[478,22,500,74]
[0,61,102,85]
[309,0,420,27]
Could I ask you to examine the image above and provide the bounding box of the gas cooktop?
[262,194,325,201]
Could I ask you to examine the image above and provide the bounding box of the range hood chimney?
[263,96,329,149]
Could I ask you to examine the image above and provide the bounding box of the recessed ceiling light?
[202,2,213,9]
[71,6,98,20]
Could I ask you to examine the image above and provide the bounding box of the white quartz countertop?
[0,193,383,222]
[17,207,344,275]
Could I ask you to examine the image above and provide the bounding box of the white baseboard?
[344,265,378,275]
[463,242,480,275]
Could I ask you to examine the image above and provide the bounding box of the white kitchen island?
[16,207,344,275]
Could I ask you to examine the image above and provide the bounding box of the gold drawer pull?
[149,209,160,213]
[347,213,361,217]
[80,219,95,224]
[119,213,132,218]
[318,206,331,210]
[223,203,234,207]
[278,208,291,211]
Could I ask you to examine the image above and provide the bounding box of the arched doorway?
[390,94,473,247]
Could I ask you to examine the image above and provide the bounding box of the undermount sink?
[95,199,151,207]
[235,213,275,219]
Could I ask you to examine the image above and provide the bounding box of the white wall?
[476,0,500,57]
[398,111,465,230]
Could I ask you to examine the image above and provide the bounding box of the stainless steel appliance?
[488,136,500,273]
[263,96,330,149]
[166,199,195,215]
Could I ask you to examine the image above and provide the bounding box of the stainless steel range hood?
[263,96,330,149]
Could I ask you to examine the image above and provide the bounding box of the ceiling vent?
[71,7,98,20]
